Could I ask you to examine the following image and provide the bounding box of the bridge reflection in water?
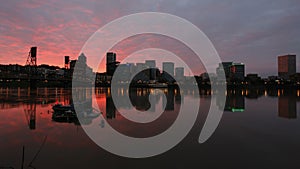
[0,87,300,169]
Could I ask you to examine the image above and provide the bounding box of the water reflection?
[278,90,297,119]
[106,94,116,119]
[216,88,300,119]
[94,87,181,138]
[224,89,245,112]
[163,88,175,111]
[0,87,300,168]
[96,87,180,120]
[23,100,37,130]
[0,87,299,130]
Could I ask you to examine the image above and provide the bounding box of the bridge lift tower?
[23,47,38,129]
[26,46,37,67]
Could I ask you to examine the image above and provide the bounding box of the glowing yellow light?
[18,87,20,97]
[107,88,111,96]
[121,88,124,96]
[27,87,30,96]
[137,88,142,96]
[264,90,267,96]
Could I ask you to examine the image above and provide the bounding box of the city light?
[231,108,245,112]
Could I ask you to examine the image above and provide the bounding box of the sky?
[0,0,299,77]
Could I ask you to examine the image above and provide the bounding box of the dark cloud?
[0,0,299,76]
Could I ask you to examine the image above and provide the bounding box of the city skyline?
[1,1,300,168]
[0,49,298,80]
[0,0,300,77]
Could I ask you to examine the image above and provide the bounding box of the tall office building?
[64,56,70,69]
[78,53,87,64]
[278,54,296,80]
[145,60,156,68]
[133,63,148,82]
[229,63,245,81]
[163,62,175,83]
[175,67,184,80]
[106,52,116,64]
[216,62,233,80]
[145,60,156,81]
[106,52,119,76]
[117,64,131,82]
[73,53,87,80]
[163,62,174,76]
[70,53,94,81]
[136,63,146,72]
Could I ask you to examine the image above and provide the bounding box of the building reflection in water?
[106,93,116,119]
[217,89,245,112]
[97,87,180,138]
[216,88,299,118]
[225,89,245,112]
[1,87,300,132]
[130,88,151,111]
[103,87,177,119]
[163,88,175,111]
[72,87,98,125]
[174,88,181,104]
[278,89,297,119]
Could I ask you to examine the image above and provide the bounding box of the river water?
[0,87,300,169]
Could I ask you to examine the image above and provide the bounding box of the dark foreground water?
[0,87,300,169]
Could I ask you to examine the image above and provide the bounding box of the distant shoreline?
[0,82,299,89]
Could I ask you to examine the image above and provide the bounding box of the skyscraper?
[136,63,146,72]
[116,64,131,82]
[78,53,87,64]
[106,52,116,64]
[70,53,93,82]
[64,56,70,69]
[145,60,156,81]
[216,62,233,80]
[145,60,156,68]
[163,62,175,83]
[133,63,148,82]
[162,62,174,76]
[106,52,119,76]
[73,53,87,80]
[229,63,245,81]
[175,67,184,81]
[278,54,296,80]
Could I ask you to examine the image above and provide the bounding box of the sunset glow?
[1,0,299,76]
